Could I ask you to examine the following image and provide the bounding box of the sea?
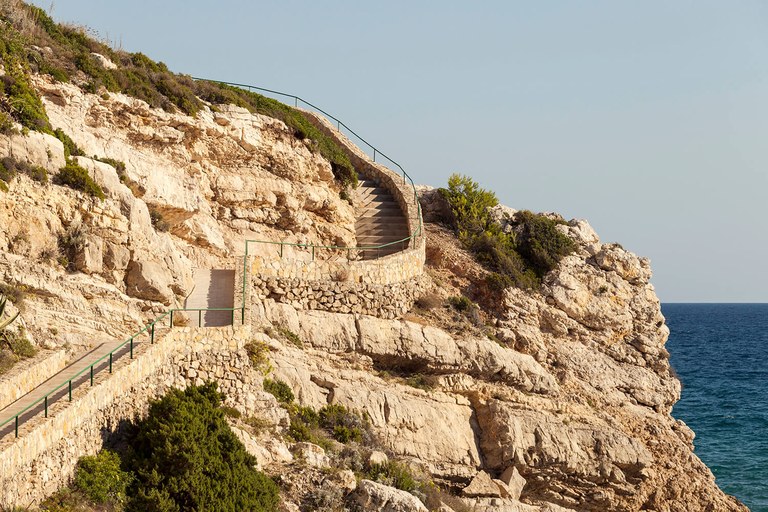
[664,303,768,512]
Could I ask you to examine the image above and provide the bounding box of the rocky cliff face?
[0,72,747,512]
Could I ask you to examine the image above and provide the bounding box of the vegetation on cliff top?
[440,173,575,290]
[0,1,356,187]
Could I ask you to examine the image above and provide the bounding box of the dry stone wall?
[250,248,427,319]
[0,325,279,509]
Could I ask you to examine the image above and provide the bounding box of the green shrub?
[53,129,84,158]
[0,157,48,185]
[244,340,272,375]
[220,405,242,419]
[448,295,472,312]
[0,159,15,185]
[54,162,105,200]
[125,382,279,512]
[514,210,575,276]
[95,156,126,174]
[366,461,418,492]
[319,404,365,444]
[440,174,574,290]
[73,450,130,505]
[263,378,294,404]
[277,327,303,348]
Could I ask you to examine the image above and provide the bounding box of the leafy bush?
[263,377,294,404]
[73,450,130,505]
[125,382,279,512]
[53,129,84,158]
[244,340,272,375]
[514,210,575,276]
[0,25,52,133]
[288,403,370,447]
[0,156,47,184]
[448,295,472,312]
[54,162,105,200]
[148,207,170,232]
[366,461,418,492]
[439,174,574,290]
[277,327,303,348]
[319,404,366,444]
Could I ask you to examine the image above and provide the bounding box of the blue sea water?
[664,303,768,512]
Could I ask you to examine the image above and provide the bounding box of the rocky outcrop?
[0,68,747,512]
[353,480,428,512]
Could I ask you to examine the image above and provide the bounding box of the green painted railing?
[0,255,249,440]
[193,78,423,260]
[0,80,424,440]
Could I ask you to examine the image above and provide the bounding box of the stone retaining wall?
[251,248,427,319]
[0,349,68,411]
[0,325,279,508]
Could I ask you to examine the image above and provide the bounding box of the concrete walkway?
[184,269,235,327]
[0,339,132,439]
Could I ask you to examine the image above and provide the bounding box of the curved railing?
[0,80,424,439]
[192,77,423,260]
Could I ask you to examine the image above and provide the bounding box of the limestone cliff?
[0,27,748,512]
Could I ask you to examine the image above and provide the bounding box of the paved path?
[184,269,235,327]
[0,339,131,439]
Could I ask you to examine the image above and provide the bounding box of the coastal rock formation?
[0,69,747,512]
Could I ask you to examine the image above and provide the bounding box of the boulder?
[499,466,527,500]
[124,260,174,304]
[291,442,329,468]
[463,471,503,498]
[353,480,427,512]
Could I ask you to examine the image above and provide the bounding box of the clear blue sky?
[31,1,768,302]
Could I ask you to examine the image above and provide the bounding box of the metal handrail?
[0,251,249,439]
[0,81,424,439]
[192,77,424,259]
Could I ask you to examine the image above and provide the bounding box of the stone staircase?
[353,173,410,260]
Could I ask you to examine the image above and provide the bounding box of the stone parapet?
[0,350,68,411]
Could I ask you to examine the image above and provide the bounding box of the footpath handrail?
[192,77,423,259]
[0,80,424,439]
[0,254,249,440]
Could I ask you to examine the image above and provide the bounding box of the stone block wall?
[0,350,68,411]
[0,325,279,508]
[250,248,427,319]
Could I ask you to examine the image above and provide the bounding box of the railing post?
[312,246,315,260]
[170,310,174,327]
[90,365,94,386]
[130,337,134,359]
[151,322,155,343]
[15,415,18,437]
[231,309,234,325]
[373,148,377,162]
[44,396,48,418]
[198,310,202,327]
[280,244,283,258]
[109,352,113,373]
[68,380,72,401]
